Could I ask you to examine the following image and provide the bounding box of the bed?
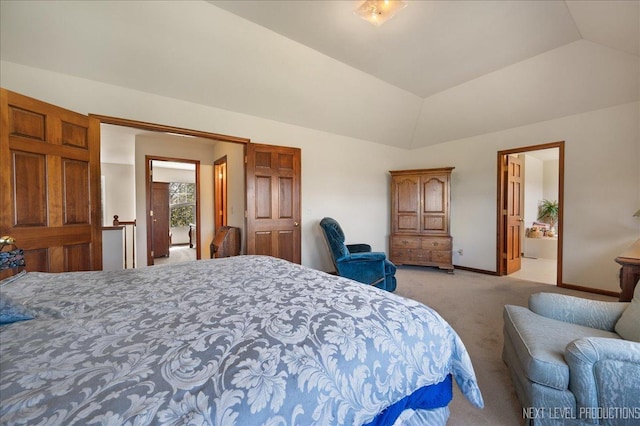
[0,255,483,425]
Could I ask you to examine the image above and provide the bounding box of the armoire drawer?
[421,237,451,251]
[431,250,452,264]
[409,249,431,262]
[391,248,411,262]
[391,236,420,249]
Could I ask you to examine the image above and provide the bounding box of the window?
[169,182,195,227]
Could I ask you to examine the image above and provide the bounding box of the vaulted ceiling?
[1,1,638,149]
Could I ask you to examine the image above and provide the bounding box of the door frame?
[91,114,250,267]
[496,141,565,285]
[146,156,200,265]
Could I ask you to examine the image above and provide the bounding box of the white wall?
[524,155,560,231]
[101,163,136,268]
[543,159,559,202]
[101,163,135,226]
[404,101,639,292]
[1,61,638,293]
[524,155,544,229]
[152,166,195,184]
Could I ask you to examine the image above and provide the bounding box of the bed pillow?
[615,285,640,342]
[0,293,36,325]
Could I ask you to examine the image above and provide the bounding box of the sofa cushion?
[615,284,640,342]
[503,305,620,391]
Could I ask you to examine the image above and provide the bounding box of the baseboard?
[558,282,620,299]
[453,266,621,299]
[453,265,498,275]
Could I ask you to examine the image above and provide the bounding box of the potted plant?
[537,199,559,236]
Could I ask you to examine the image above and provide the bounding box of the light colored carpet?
[393,265,617,426]
[510,257,557,285]
[153,245,197,265]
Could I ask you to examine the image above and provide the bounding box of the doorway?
[96,115,250,267]
[97,114,302,268]
[147,158,199,266]
[497,141,564,285]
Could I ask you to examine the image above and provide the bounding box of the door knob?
[294,222,300,227]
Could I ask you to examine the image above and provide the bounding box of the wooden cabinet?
[389,168,454,271]
[616,238,640,302]
[210,226,241,259]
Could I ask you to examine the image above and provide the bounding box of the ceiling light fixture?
[355,0,407,27]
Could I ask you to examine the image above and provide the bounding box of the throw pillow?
[0,293,36,325]
[615,284,640,342]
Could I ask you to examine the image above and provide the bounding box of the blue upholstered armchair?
[503,287,640,426]
[319,217,396,292]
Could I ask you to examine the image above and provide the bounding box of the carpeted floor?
[153,245,197,265]
[392,265,617,426]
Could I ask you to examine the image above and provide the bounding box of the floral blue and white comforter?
[0,255,483,425]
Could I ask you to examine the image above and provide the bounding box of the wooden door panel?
[61,121,88,148]
[9,106,46,140]
[422,174,449,233]
[278,230,294,261]
[255,150,272,168]
[0,89,102,272]
[424,215,444,231]
[12,151,47,226]
[63,159,91,224]
[23,249,49,272]
[255,176,272,218]
[278,177,293,218]
[255,231,273,256]
[392,176,420,233]
[397,215,418,231]
[396,177,419,213]
[423,177,445,213]
[65,243,92,271]
[246,143,301,264]
[278,152,294,169]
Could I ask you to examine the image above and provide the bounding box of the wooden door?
[0,89,102,274]
[214,156,227,232]
[151,181,170,258]
[505,155,524,274]
[421,172,450,234]
[391,175,421,234]
[245,143,301,264]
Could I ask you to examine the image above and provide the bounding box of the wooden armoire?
[389,168,454,271]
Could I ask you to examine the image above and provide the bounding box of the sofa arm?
[529,293,629,332]
[565,337,640,424]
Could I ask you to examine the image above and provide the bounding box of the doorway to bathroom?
[497,141,564,285]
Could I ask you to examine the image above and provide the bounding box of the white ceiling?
[211,0,639,99]
[1,1,638,150]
